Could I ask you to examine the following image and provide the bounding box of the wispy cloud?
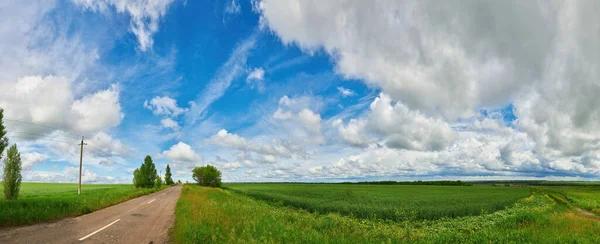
[186,33,257,125]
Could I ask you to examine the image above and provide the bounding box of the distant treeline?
[472,180,600,186]
[338,180,473,186]
[226,181,474,186]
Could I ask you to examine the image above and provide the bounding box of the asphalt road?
[0,185,183,244]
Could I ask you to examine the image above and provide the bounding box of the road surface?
[0,185,183,244]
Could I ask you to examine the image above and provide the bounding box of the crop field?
[0,183,165,226]
[171,184,600,243]
[224,183,531,220]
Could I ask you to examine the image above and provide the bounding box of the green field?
[535,186,600,214]
[0,183,165,226]
[171,184,600,243]
[225,183,531,221]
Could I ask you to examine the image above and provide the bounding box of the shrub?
[192,165,222,187]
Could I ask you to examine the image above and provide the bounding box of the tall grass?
[225,183,531,221]
[0,183,166,226]
[171,185,600,243]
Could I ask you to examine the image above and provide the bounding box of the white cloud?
[73,0,175,51]
[332,118,371,148]
[0,76,124,134]
[257,0,543,118]
[71,84,124,133]
[224,0,241,15]
[160,118,180,130]
[162,142,203,163]
[23,166,124,183]
[21,152,48,171]
[186,34,257,124]
[254,0,600,178]
[206,129,310,160]
[260,154,277,164]
[246,67,265,91]
[87,131,131,158]
[273,96,323,142]
[144,96,188,117]
[246,67,265,81]
[334,94,455,151]
[337,87,355,97]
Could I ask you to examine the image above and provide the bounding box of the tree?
[177,180,182,185]
[155,174,162,188]
[3,144,22,200]
[0,108,8,164]
[132,169,141,187]
[192,164,222,187]
[164,164,174,185]
[132,155,158,188]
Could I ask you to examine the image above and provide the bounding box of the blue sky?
[1,0,600,183]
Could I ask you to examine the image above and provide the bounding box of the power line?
[3,119,83,138]
[7,135,74,144]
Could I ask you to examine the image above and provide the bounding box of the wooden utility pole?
[78,136,87,195]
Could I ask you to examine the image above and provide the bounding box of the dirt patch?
[575,207,596,217]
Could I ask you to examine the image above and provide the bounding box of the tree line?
[339,180,473,186]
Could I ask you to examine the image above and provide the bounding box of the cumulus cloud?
[162,142,203,171]
[162,142,203,162]
[23,166,124,183]
[273,95,323,142]
[256,0,600,177]
[87,131,131,158]
[332,118,371,148]
[160,118,180,130]
[144,96,188,117]
[334,94,455,151]
[21,152,48,171]
[0,76,124,134]
[73,0,175,51]
[206,129,310,160]
[257,0,551,118]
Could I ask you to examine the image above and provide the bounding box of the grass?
[0,182,167,227]
[535,186,600,214]
[224,183,531,221]
[172,184,600,243]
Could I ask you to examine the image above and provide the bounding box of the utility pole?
[78,136,87,195]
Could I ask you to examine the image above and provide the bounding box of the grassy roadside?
[171,185,600,243]
[0,183,169,227]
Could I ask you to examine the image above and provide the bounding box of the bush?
[155,175,162,188]
[192,165,222,187]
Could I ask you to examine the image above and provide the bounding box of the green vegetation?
[192,164,222,187]
[172,184,600,243]
[3,144,22,200]
[0,183,167,227]
[340,180,472,186]
[165,164,174,185]
[225,183,530,221]
[535,186,600,215]
[156,175,163,188]
[133,155,158,188]
[0,108,8,163]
